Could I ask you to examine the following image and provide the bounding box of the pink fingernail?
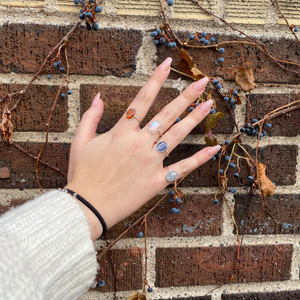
[199,99,214,113]
[159,57,172,71]
[92,92,100,106]
[207,145,221,156]
[193,77,209,92]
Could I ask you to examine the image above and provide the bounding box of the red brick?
[106,194,223,239]
[93,248,143,292]
[0,24,142,76]
[156,33,300,83]
[0,84,68,132]
[155,244,293,288]
[246,94,300,136]
[168,144,297,187]
[80,85,235,134]
[221,290,300,300]
[0,142,69,189]
[234,194,300,235]
[0,199,29,216]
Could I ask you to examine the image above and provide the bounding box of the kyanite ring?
[156,141,169,157]
[125,108,141,123]
[147,120,162,137]
[165,166,178,182]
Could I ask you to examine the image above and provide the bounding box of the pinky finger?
[163,145,221,182]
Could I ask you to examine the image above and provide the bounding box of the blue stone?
[156,141,168,152]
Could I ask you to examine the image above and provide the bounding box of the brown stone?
[221,290,300,300]
[93,248,143,292]
[0,24,142,77]
[0,199,30,216]
[0,142,69,189]
[80,85,235,134]
[125,108,136,120]
[0,84,68,132]
[156,33,300,83]
[234,194,300,235]
[246,93,300,136]
[155,244,293,287]
[106,194,223,239]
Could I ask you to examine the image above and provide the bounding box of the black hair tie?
[65,188,107,234]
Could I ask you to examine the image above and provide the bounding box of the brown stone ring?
[125,108,141,123]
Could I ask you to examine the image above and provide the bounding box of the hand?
[65,57,221,240]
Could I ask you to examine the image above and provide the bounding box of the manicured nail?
[207,145,221,156]
[193,77,209,92]
[92,92,100,106]
[159,57,172,71]
[199,99,214,113]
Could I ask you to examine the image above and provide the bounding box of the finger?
[120,57,172,128]
[154,99,214,157]
[73,92,104,148]
[141,76,209,140]
[159,145,221,184]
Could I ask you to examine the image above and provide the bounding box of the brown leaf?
[178,49,205,80]
[205,136,218,146]
[257,163,276,198]
[0,108,14,143]
[205,112,224,133]
[234,67,256,92]
[236,95,242,105]
[0,167,10,179]
[207,90,216,108]
[127,291,139,300]
[138,294,146,300]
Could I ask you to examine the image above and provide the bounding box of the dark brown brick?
[0,84,68,132]
[80,85,235,134]
[94,248,143,292]
[0,142,69,189]
[0,24,142,76]
[167,144,297,187]
[155,244,293,288]
[106,194,223,239]
[0,199,29,216]
[221,290,300,300]
[158,297,210,300]
[156,33,300,83]
[234,194,300,235]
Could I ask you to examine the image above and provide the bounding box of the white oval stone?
[148,120,162,134]
[166,170,178,182]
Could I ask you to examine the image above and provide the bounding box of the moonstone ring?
[125,108,141,123]
[165,166,179,182]
[155,140,169,157]
[147,120,162,137]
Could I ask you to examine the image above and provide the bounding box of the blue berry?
[263,131,267,136]
[219,169,223,174]
[54,63,58,68]
[156,28,161,34]
[189,34,195,40]
[151,31,158,37]
[199,37,205,43]
[148,287,153,292]
[170,207,177,213]
[217,57,224,63]
[210,108,216,114]
[240,127,245,132]
[252,118,258,123]
[93,22,99,31]
[294,28,299,32]
[230,188,236,194]
[213,79,219,85]
[168,42,173,48]
[171,42,177,47]
[231,104,236,109]
[154,40,159,45]
[169,198,174,203]
[225,140,230,145]
[167,0,174,6]
[176,198,181,203]
[248,176,253,182]
[86,24,92,30]
[265,123,272,128]
[67,90,72,95]
[229,163,236,168]
[273,182,276,186]
[233,90,238,96]
[216,152,221,159]
[213,199,219,205]
[98,280,105,287]
[175,209,181,214]
[224,156,230,161]
[61,93,66,98]
[229,99,235,105]
[189,107,194,112]
[79,12,86,20]
[211,37,215,42]
[95,5,102,13]
[175,117,181,123]
[223,97,229,101]
[234,173,239,178]
[170,190,175,196]
[219,48,225,53]
[90,0,94,2]
[203,40,209,45]
[216,83,222,90]
[137,231,143,237]
[82,1,85,4]
[201,31,206,37]
[159,38,165,44]
[87,12,92,18]
[47,74,52,79]
[74,0,79,4]
[210,156,216,162]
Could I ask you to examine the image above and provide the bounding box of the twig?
[170,67,196,81]
[142,217,148,295]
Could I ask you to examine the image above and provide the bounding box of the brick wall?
[1,0,300,299]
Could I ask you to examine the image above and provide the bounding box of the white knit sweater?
[0,190,98,300]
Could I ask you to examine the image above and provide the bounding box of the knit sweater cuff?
[0,190,98,300]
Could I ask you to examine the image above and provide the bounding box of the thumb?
[74,92,104,147]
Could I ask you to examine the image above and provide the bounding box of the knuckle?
[160,107,175,121]
[179,160,189,175]
[169,125,183,140]
[150,72,164,85]
[134,91,151,104]
[189,111,201,123]
[181,88,194,104]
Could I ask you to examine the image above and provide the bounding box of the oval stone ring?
[155,140,169,157]
[165,166,179,182]
[147,120,162,137]
[125,108,141,123]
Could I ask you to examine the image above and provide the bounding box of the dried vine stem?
[142,217,148,295]
[273,0,300,46]
[35,45,70,192]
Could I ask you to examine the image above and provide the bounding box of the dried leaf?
[138,294,146,300]
[257,163,276,198]
[205,112,224,133]
[127,291,139,300]
[205,136,218,146]
[0,167,10,179]
[0,108,14,143]
[178,49,205,80]
[207,90,216,108]
[236,95,242,105]
[234,67,256,92]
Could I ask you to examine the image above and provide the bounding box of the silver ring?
[155,141,169,157]
[125,108,141,123]
[147,120,162,137]
[165,166,178,182]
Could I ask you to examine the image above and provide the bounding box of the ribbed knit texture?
[0,190,98,300]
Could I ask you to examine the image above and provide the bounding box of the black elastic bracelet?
[66,188,107,234]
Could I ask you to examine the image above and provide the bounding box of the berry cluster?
[188,31,216,47]
[74,0,102,31]
[61,89,72,98]
[240,119,271,140]
[47,60,66,79]
[222,89,239,109]
[150,28,177,48]
[169,190,183,214]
